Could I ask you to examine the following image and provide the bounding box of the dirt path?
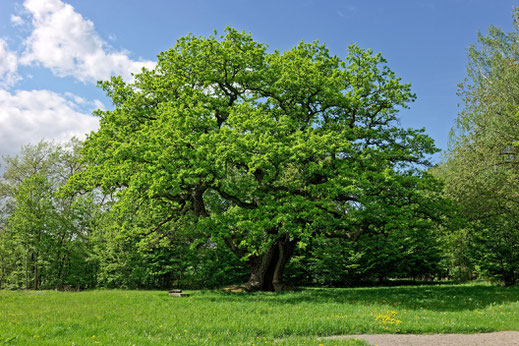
[322,331,519,345]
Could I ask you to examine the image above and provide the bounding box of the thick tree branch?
[214,187,258,209]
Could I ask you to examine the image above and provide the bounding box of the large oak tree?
[71,28,438,291]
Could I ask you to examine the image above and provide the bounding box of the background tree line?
[0,139,447,290]
[2,12,519,290]
[435,8,519,286]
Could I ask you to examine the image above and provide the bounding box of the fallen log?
[169,292,190,297]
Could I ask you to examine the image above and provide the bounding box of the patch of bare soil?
[322,331,519,346]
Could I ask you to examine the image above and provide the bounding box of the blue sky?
[0,0,517,161]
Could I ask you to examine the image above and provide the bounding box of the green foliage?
[439,9,519,286]
[1,29,447,291]
[70,28,440,288]
[0,230,24,290]
[89,206,248,289]
[0,140,98,289]
[286,225,443,287]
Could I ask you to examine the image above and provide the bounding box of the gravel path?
[322,331,519,345]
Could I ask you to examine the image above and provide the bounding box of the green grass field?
[1,283,519,345]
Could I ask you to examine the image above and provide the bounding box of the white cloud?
[0,89,99,157]
[20,0,155,83]
[92,99,105,111]
[10,15,24,26]
[0,39,21,89]
[64,92,87,105]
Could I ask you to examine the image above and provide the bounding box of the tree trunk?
[55,232,67,289]
[0,263,4,290]
[33,252,38,290]
[33,230,41,290]
[25,250,29,290]
[227,237,296,292]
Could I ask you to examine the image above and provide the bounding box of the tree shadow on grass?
[201,284,519,312]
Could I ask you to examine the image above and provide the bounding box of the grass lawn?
[1,283,519,345]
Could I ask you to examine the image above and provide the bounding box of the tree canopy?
[70,28,440,291]
[0,140,98,290]
[438,9,519,286]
